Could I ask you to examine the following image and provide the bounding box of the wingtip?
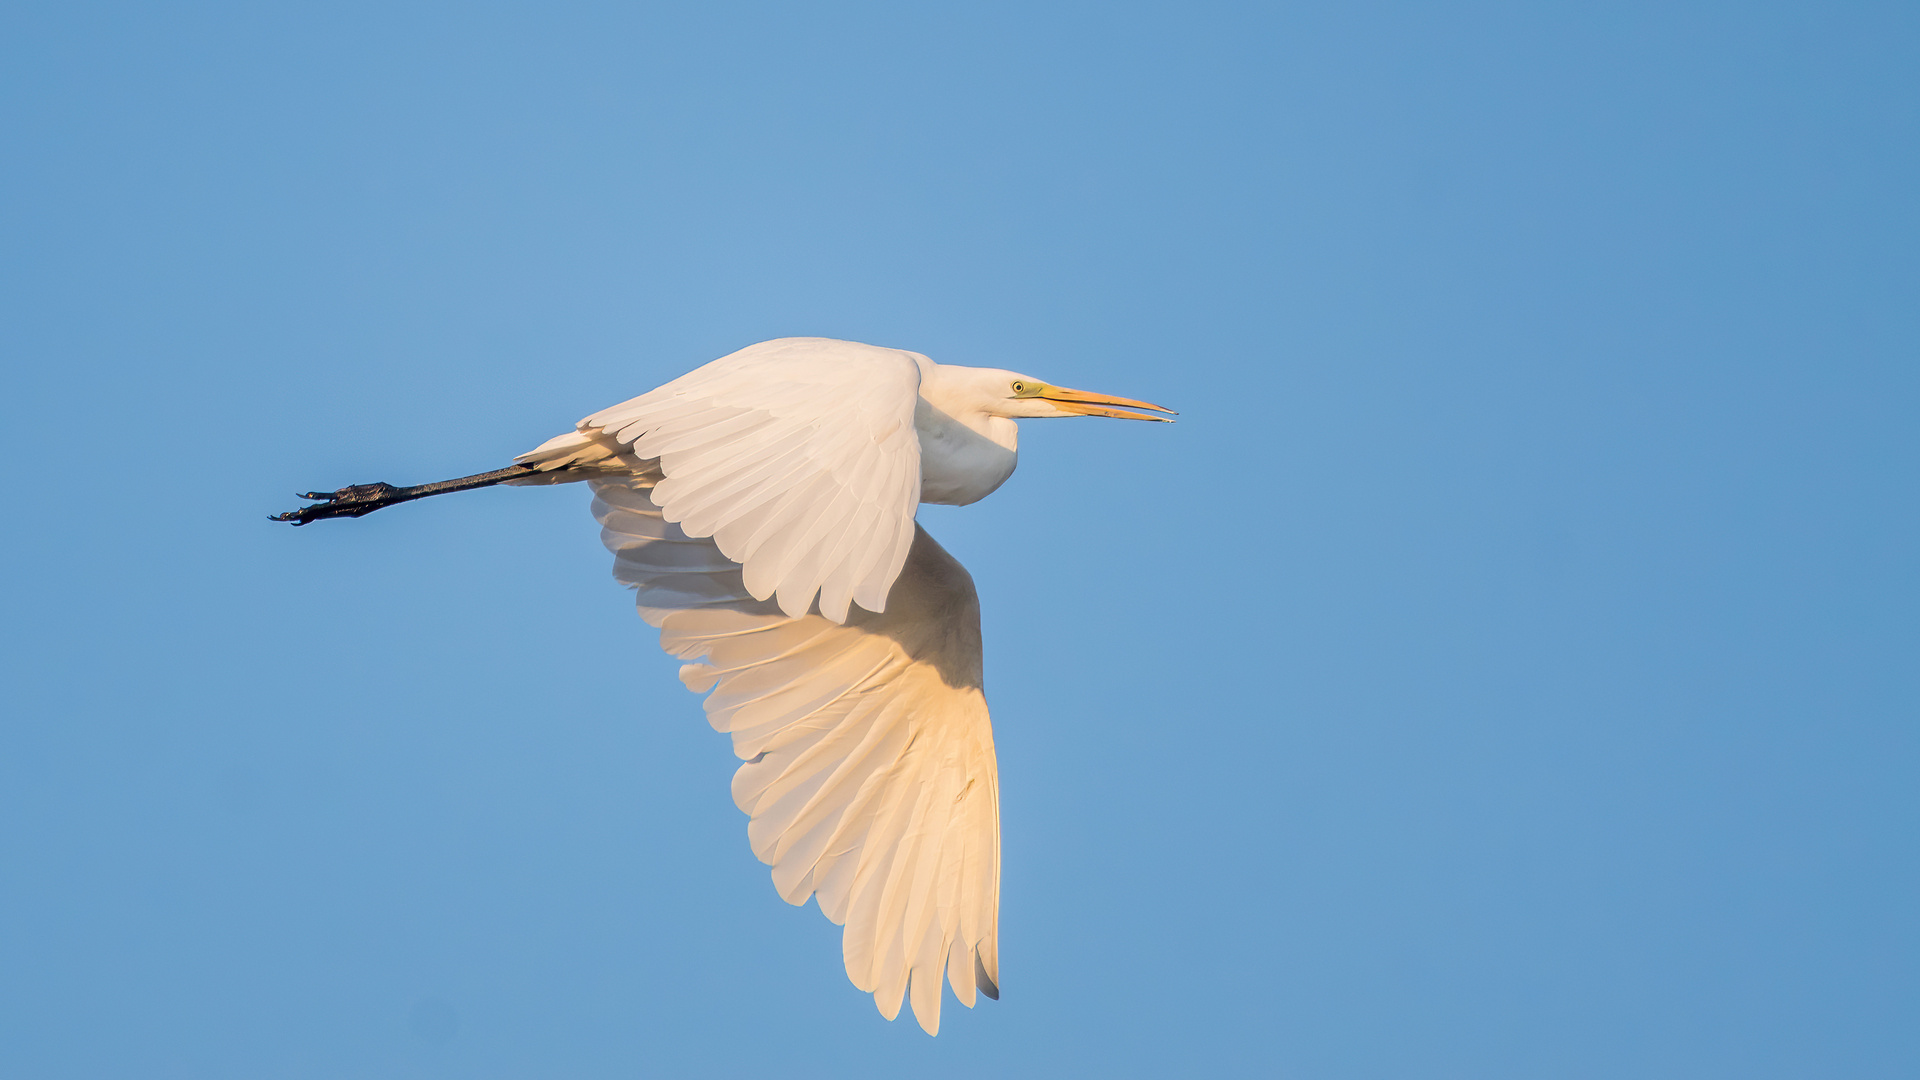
[974,954,999,1000]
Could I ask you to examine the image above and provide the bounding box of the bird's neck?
[936,406,1019,454]
[919,364,1020,451]
[915,369,1019,506]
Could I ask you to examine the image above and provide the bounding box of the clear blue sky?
[2,2,1915,1076]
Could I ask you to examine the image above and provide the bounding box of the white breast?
[914,399,1019,506]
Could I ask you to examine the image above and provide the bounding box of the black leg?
[271,464,544,525]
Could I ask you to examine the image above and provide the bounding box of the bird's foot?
[271,482,408,525]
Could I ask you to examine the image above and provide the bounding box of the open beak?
[1036,386,1178,422]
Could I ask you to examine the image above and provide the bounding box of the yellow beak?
[1036,386,1177,422]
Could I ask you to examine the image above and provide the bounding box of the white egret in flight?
[274,337,1173,1034]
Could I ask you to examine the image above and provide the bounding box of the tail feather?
[510,429,659,485]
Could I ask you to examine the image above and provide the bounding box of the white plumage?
[290,337,1171,1035]
[592,476,999,1033]
[547,339,927,622]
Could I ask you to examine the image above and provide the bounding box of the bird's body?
[275,337,1171,1034]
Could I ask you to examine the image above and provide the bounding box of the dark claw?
[273,481,406,525]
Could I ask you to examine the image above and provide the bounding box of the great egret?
[274,337,1174,1034]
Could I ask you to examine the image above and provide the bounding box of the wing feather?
[532,338,924,623]
[590,475,1000,1035]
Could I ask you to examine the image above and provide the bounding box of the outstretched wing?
[525,338,924,623]
[592,476,1001,1035]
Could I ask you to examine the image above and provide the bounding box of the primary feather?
[593,476,999,1035]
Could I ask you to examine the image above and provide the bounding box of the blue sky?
[2,1,1915,1076]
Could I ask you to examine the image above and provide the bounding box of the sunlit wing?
[521,338,924,623]
[592,475,1001,1035]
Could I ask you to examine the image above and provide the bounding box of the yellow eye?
[1011,381,1026,393]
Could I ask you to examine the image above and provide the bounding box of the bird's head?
[949,367,1176,422]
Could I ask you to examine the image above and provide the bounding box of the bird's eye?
[1011,381,1026,393]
